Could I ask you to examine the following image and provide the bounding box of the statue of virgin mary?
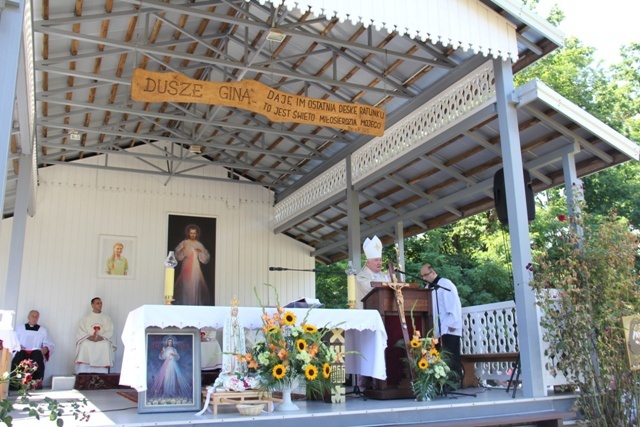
[221,296,247,376]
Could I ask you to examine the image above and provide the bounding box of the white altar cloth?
[0,330,20,354]
[120,305,388,391]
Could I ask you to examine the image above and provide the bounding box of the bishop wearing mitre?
[355,235,391,309]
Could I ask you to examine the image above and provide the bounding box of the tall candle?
[347,274,356,309]
[164,267,175,297]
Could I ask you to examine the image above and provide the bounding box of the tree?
[531,206,640,426]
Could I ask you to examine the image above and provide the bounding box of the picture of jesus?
[174,224,211,305]
[167,215,216,306]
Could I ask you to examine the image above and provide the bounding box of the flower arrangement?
[235,285,337,398]
[404,329,456,401]
[3,359,39,392]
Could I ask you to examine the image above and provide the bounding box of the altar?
[120,305,388,392]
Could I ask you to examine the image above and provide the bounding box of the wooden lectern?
[363,284,432,399]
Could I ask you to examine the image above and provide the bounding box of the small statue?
[221,295,247,376]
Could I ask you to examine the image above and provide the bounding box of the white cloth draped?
[120,305,388,392]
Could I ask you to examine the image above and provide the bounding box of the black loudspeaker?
[493,168,535,225]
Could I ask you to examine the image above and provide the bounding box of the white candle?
[164,267,175,297]
[347,274,356,308]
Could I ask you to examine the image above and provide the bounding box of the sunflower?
[410,339,421,348]
[283,311,297,325]
[305,364,318,380]
[322,363,331,379]
[303,324,317,333]
[418,358,428,370]
[296,339,307,351]
[429,348,439,356]
[273,364,286,379]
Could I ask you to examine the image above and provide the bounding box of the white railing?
[461,300,567,388]
[461,301,518,383]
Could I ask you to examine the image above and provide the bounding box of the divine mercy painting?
[167,214,216,306]
[139,328,201,413]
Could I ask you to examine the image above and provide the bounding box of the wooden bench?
[460,352,519,388]
[202,389,280,415]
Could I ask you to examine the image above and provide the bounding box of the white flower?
[296,350,311,364]
[1,371,9,380]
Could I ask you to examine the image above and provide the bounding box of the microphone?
[269,267,286,271]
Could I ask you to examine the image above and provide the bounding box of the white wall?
[0,150,315,385]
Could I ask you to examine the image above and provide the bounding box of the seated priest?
[11,310,54,389]
[355,235,390,309]
[75,297,116,374]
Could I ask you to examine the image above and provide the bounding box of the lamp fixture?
[266,28,286,43]
[189,144,203,154]
[69,130,81,141]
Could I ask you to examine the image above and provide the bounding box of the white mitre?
[363,235,383,259]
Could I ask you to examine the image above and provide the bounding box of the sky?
[535,0,640,66]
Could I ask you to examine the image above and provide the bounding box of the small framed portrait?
[138,327,201,414]
[98,235,137,279]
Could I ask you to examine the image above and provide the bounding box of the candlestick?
[164,268,175,303]
[164,251,178,305]
[345,261,357,309]
[347,275,356,309]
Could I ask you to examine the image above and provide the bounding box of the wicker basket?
[236,404,264,416]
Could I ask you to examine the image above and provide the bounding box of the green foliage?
[583,162,640,231]
[0,360,91,426]
[530,203,640,426]
[315,260,349,308]
[402,328,456,400]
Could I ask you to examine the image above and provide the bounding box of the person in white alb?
[75,297,116,374]
[11,310,54,389]
[355,235,390,309]
[420,264,463,387]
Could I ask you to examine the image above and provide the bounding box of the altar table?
[120,305,388,392]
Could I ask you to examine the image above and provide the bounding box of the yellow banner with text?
[131,68,385,137]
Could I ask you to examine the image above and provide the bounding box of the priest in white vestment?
[11,310,55,389]
[75,297,116,374]
[355,235,390,309]
[353,235,390,389]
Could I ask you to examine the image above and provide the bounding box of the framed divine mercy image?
[138,327,201,413]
